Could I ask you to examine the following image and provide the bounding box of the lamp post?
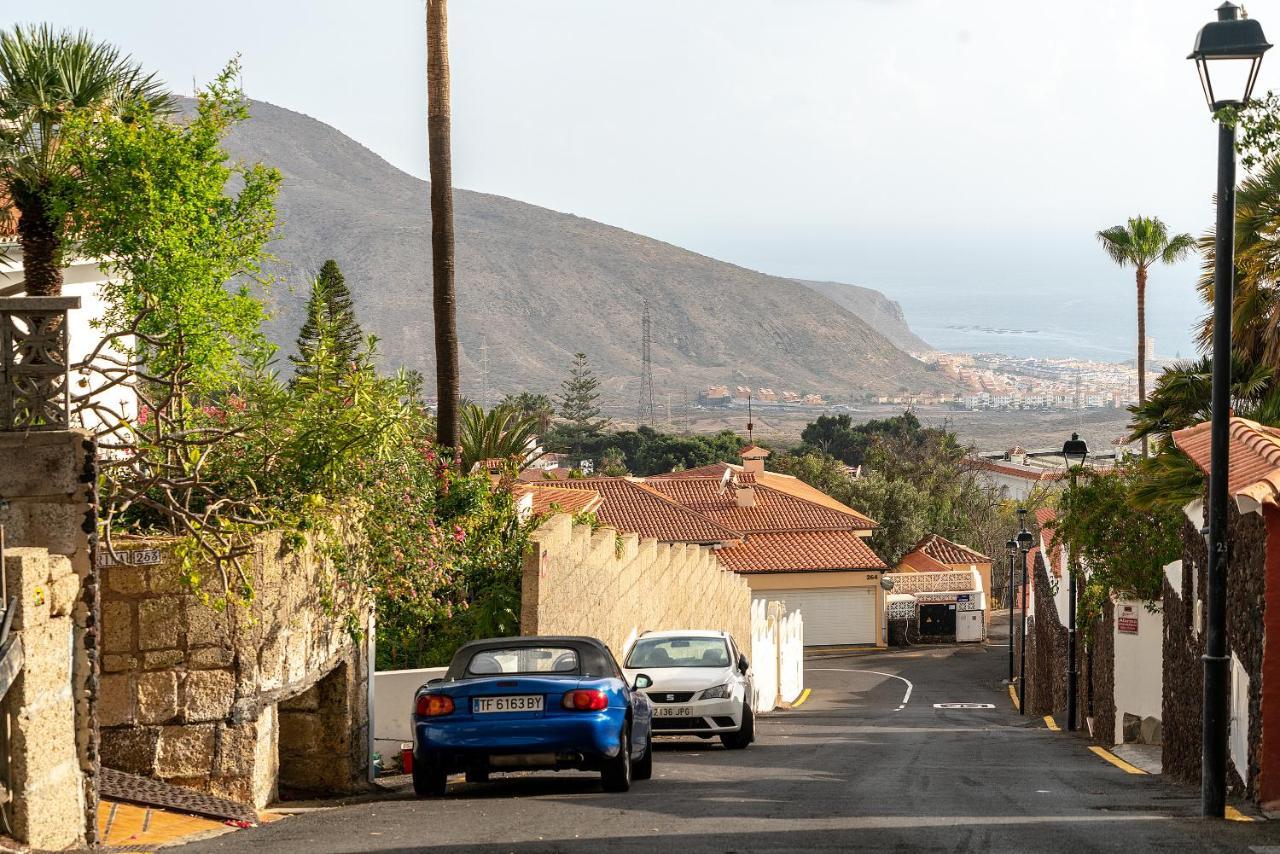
[1016,508,1035,715]
[1189,2,1271,819]
[1006,537,1018,683]
[1061,433,1088,733]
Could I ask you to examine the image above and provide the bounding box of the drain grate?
[100,768,257,824]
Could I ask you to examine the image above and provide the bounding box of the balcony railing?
[0,297,80,432]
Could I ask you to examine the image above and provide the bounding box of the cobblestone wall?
[97,529,370,807]
[521,514,752,659]
[1163,507,1265,797]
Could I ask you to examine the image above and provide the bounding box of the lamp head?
[1190,2,1271,111]
[1062,432,1089,468]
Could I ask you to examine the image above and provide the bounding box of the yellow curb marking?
[1225,805,1256,822]
[1044,715,1060,732]
[791,688,811,708]
[1008,684,1019,710]
[1088,746,1148,775]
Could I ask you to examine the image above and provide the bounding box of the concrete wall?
[521,514,752,661]
[0,430,99,845]
[97,530,371,808]
[1112,596,1163,746]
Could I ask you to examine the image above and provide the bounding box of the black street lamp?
[1061,433,1088,733]
[1189,1,1271,819]
[1006,537,1018,683]
[1016,508,1036,715]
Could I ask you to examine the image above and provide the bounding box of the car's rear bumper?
[414,708,628,769]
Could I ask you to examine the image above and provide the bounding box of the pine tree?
[555,352,608,452]
[291,260,365,382]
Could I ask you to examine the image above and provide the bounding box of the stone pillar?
[0,430,98,844]
[3,547,85,850]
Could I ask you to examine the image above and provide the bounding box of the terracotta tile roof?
[1173,417,1280,510]
[717,530,885,573]
[754,472,876,525]
[552,478,740,544]
[1034,507,1056,528]
[906,533,990,566]
[647,462,736,480]
[965,458,1065,482]
[517,467,574,482]
[647,464,873,525]
[513,484,603,516]
[740,444,770,458]
[642,477,875,533]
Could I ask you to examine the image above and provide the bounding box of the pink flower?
[453,525,466,543]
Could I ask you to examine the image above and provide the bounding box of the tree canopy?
[291,260,364,383]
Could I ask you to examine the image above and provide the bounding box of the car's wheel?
[412,754,449,798]
[601,725,633,792]
[720,702,754,750]
[465,768,489,784]
[633,730,653,781]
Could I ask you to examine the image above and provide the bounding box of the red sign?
[1117,604,1139,634]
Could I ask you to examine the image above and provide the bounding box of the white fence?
[751,599,805,713]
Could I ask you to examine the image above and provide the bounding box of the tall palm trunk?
[1136,265,1148,457]
[427,0,460,458]
[12,184,63,296]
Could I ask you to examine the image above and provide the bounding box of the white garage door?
[756,587,876,646]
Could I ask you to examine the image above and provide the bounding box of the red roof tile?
[966,458,1065,482]
[717,530,885,573]
[513,484,603,516]
[647,462,736,480]
[1173,417,1280,509]
[642,477,875,533]
[552,478,740,543]
[906,533,990,566]
[517,467,574,482]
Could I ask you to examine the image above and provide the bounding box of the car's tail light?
[562,689,608,711]
[416,693,455,717]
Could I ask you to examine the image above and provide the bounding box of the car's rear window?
[625,637,730,668]
[465,646,580,676]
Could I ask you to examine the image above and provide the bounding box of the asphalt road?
[179,640,1280,853]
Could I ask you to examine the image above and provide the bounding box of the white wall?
[1111,596,1163,745]
[373,666,447,766]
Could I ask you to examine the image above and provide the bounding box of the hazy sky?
[25,0,1267,358]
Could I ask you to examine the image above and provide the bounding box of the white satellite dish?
[717,466,733,495]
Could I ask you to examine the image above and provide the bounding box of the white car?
[621,630,755,749]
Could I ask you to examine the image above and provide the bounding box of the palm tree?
[1097,216,1196,454]
[1195,156,1280,372]
[0,25,169,295]
[459,403,544,474]
[426,0,461,458]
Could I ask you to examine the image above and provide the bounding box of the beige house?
[560,446,889,647]
[897,534,993,625]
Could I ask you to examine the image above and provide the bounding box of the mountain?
[215,99,951,405]
[795,280,931,354]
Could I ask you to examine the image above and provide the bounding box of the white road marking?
[810,668,914,711]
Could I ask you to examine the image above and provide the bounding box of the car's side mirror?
[737,654,749,674]
[633,674,653,690]
[427,678,444,687]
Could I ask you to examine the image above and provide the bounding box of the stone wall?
[1163,506,1266,797]
[1090,599,1116,746]
[2,548,85,850]
[0,430,98,845]
[521,514,752,660]
[98,528,371,807]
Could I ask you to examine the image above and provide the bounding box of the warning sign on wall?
[1118,604,1139,634]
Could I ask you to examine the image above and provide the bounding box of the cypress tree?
[291,260,365,381]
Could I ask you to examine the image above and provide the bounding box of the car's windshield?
[466,647,579,676]
[625,637,730,669]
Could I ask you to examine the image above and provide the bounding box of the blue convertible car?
[411,636,655,796]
